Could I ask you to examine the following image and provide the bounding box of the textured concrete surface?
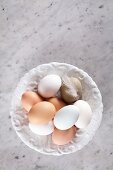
[0,0,113,169]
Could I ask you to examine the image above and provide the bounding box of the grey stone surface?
[0,0,113,169]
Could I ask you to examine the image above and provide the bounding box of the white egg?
[29,121,54,135]
[38,74,61,98]
[74,100,92,129]
[54,105,80,130]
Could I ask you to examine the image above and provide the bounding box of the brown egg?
[28,101,56,124]
[52,126,77,145]
[47,97,66,111]
[21,91,43,112]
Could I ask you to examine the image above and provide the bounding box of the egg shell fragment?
[54,105,80,130]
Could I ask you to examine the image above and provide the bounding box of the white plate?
[10,62,103,155]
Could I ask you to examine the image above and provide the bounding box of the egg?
[28,101,56,124]
[38,74,61,98]
[29,121,54,135]
[52,126,77,145]
[74,100,92,129]
[61,76,82,104]
[21,91,43,112]
[47,97,66,111]
[54,105,80,130]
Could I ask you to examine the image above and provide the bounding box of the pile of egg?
[21,74,92,145]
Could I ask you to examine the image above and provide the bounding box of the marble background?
[0,0,113,169]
